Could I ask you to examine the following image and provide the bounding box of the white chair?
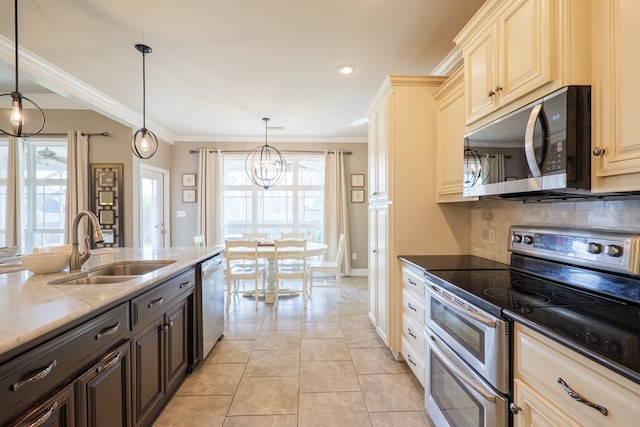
[224,240,265,310]
[308,233,345,297]
[192,235,205,247]
[280,232,306,240]
[242,232,267,242]
[274,239,308,309]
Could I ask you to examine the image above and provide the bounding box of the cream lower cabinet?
[456,0,591,130]
[591,0,640,192]
[400,262,426,386]
[366,75,472,355]
[513,323,640,426]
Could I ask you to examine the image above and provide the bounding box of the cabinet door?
[464,24,498,122]
[165,298,190,393]
[368,97,389,201]
[132,319,164,426]
[10,382,76,427]
[77,341,132,427]
[435,69,469,202]
[498,0,552,106]
[368,208,378,327]
[374,207,389,345]
[513,379,581,427]
[592,0,640,191]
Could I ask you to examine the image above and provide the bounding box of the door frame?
[134,163,171,247]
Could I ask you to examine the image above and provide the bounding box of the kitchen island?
[0,245,224,426]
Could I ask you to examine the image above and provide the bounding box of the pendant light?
[245,118,286,190]
[0,0,46,137]
[131,44,158,159]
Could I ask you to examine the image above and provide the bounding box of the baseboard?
[347,268,368,277]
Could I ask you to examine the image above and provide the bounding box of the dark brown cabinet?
[77,341,132,427]
[10,382,76,427]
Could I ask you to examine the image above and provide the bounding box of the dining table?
[228,241,327,304]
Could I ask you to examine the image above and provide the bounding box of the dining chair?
[224,239,265,310]
[308,233,345,297]
[192,235,205,247]
[274,239,308,308]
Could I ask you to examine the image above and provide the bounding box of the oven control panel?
[509,226,640,276]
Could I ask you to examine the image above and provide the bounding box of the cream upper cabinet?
[513,323,640,426]
[591,0,640,192]
[434,68,474,203]
[368,95,389,202]
[456,0,591,130]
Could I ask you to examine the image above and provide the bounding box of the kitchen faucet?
[70,210,105,271]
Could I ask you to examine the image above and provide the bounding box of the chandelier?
[0,0,45,137]
[131,44,158,159]
[245,118,286,190]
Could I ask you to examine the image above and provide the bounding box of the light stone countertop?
[0,246,224,359]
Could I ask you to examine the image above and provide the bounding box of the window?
[0,139,67,252]
[223,154,324,241]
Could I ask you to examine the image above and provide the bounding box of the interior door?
[140,166,169,248]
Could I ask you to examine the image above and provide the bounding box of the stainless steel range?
[411,226,640,427]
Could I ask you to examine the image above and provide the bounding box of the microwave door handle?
[428,286,496,328]
[428,332,497,403]
[525,104,543,177]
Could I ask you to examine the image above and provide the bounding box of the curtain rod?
[189,149,352,155]
[32,132,110,137]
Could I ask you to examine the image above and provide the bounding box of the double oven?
[404,226,640,427]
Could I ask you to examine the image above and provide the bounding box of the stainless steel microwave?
[463,86,591,199]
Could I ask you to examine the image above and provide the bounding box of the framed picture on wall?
[182,173,196,187]
[351,189,365,203]
[351,174,365,187]
[182,189,197,203]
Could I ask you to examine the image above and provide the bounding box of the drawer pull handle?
[557,377,608,416]
[148,297,164,308]
[407,278,417,287]
[179,281,192,289]
[28,402,58,427]
[407,302,417,312]
[95,322,120,340]
[406,355,416,367]
[12,360,58,391]
[96,351,121,374]
[407,328,417,339]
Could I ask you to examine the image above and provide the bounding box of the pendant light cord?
[142,50,146,129]
[13,0,19,93]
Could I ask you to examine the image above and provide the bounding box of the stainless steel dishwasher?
[197,252,225,360]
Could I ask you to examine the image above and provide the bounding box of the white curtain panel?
[65,131,89,250]
[5,136,24,248]
[323,150,351,275]
[198,148,223,246]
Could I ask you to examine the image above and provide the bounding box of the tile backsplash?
[470,197,640,264]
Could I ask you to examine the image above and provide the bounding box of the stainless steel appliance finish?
[198,253,225,359]
[463,86,591,199]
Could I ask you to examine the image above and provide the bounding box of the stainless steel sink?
[88,261,175,276]
[59,276,138,285]
[49,260,176,285]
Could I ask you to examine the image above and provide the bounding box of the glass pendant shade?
[245,118,287,190]
[131,44,158,159]
[0,0,45,137]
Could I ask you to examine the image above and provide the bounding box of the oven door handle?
[428,332,497,403]
[428,286,496,328]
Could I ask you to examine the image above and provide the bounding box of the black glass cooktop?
[400,255,509,271]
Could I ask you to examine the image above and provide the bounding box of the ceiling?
[0,0,485,142]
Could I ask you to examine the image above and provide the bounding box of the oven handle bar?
[428,332,497,403]
[428,285,497,328]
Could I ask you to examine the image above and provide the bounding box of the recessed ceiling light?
[337,65,356,75]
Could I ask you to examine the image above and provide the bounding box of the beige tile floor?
[154,276,433,427]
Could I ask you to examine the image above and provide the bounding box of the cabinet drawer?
[0,302,129,425]
[402,288,425,325]
[402,263,425,298]
[402,312,425,358]
[9,381,76,427]
[515,324,640,426]
[402,336,425,388]
[132,268,195,329]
